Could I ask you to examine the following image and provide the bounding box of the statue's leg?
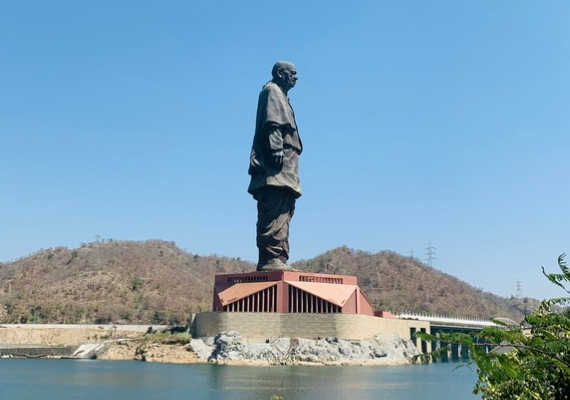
[278,194,295,264]
[256,187,296,271]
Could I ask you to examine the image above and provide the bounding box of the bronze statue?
[248,61,302,271]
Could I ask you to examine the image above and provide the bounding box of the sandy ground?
[99,341,199,363]
[136,343,199,363]
[97,341,138,360]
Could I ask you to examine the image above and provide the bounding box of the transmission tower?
[425,242,437,267]
[515,278,523,299]
[88,233,103,268]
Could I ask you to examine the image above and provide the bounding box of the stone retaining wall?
[0,346,77,358]
[194,312,430,343]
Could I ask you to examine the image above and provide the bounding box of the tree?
[415,254,570,400]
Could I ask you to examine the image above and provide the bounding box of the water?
[0,359,480,400]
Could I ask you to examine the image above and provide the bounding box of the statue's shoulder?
[258,82,283,107]
[261,81,282,96]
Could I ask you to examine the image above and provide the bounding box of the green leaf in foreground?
[414,254,570,400]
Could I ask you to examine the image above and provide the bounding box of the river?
[0,359,480,400]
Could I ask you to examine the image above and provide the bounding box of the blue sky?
[1,1,568,301]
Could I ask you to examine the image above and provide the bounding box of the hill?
[0,240,251,325]
[294,246,536,321]
[0,240,535,324]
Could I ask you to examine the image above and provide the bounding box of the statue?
[248,61,302,271]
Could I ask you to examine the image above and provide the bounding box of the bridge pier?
[460,343,469,360]
[409,327,430,354]
[398,313,496,361]
[429,323,486,362]
[431,329,445,362]
[440,340,449,362]
[420,327,428,354]
[450,343,460,362]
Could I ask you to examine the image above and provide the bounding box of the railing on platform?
[396,311,498,327]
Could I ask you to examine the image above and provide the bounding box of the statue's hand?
[271,150,284,170]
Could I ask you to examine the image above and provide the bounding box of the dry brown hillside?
[294,246,536,321]
[0,240,535,324]
[0,240,250,324]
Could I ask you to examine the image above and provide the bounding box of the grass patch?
[142,331,192,345]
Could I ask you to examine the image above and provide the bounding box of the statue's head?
[271,61,298,92]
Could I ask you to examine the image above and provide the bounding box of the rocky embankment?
[101,331,419,366]
[197,331,419,366]
[0,325,419,365]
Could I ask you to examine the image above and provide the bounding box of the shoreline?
[0,326,419,366]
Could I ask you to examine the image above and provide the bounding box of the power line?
[436,254,514,285]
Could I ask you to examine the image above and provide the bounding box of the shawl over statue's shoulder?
[256,82,297,134]
[248,81,302,198]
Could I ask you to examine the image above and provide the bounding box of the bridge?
[397,311,499,328]
[396,312,507,359]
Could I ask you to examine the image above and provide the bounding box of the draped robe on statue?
[248,81,302,269]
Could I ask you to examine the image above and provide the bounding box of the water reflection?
[0,359,480,400]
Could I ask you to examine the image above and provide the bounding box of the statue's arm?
[266,125,284,170]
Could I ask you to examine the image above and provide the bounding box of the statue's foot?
[257,258,298,272]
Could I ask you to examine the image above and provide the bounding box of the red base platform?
[213,271,375,316]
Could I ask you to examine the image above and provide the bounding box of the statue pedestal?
[213,271,374,315]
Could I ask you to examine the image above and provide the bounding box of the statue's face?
[278,64,298,91]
